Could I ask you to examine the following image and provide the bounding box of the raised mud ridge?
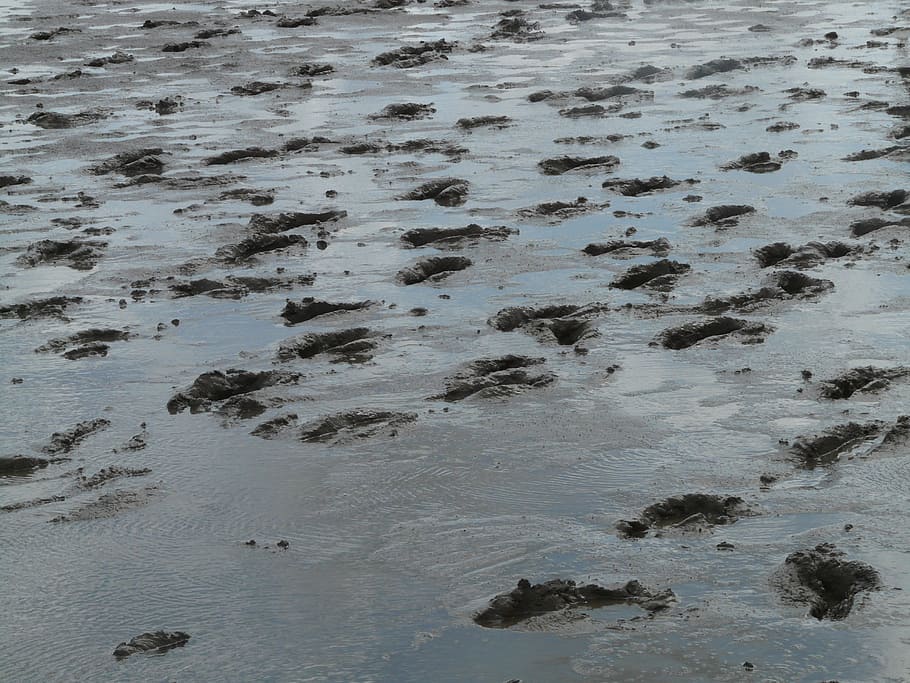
[113,631,190,658]
[474,578,675,629]
[396,256,472,285]
[298,410,417,444]
[400,225,517,248]
[489,304,603,346]
[657,317,772,349]
[616,493,749,538]
[278,328,378,363]
[817,366,910,399]
[438,355,556,401]
[772,544,880,620]
[280,298,372,325]
[167,370,299,414]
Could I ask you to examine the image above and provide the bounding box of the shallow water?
[2,0,910,681]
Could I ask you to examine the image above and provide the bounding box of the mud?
[399,178,469,207]
[772,544,880,620]
[298,410,417,443]
[36,328,131,357]
[538,155,620,176]
[754,241,858,269]
[396,256,472,285]
[0,456,50,475]
[817,367,910,400]
[657,317,772,350]
[113,631,190,658]
[456,116,511,130]
[16,239,106,270]
[517,197,609,221]
[490,13,544,42]
[489,304,602,346]
[847,190,908,210]
[437,355,556,401]
[721,151,790,174]
[373,39,455,68]
[1,495,66,513]
[0,296,83,321]
[167,370,300,414]
[90,149,165,177]
[601,176,694,197]
[474,578,675,629]
[43,418,111,455]
[26,110,108,128]
[216,234,307,262]
[616,493,748,538]
[684,58,743,80]
[277,328,377,363]
[76,466,152,490]
[850,216,910,237]
[400,225,516,248]
[690,204,755,227]
[50,486,159,523]
[610,259,690,291]
[171,275,314,299]
[789,422,883,467]
[248,210,346,233]
[698,271,833,314]
[280,298,372,325]
[583,237,670,258]
[205,148,279,166]
[370,103,436,120]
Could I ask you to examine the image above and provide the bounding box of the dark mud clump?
[113,631,190,658]
[583,238,670,258]
[216,396,268,420]
[491,13,545,42]
[373,39,455,68]
[850,216,910,237]
[684,58,743,80]
[290,62,334,76]
[691,205,755,226]
[772,544,880,620]
[679,84,758,99]
[399,178,469,207]
[277,328,377,363]
[489,304,602,346]
[0,296,83,321]
[438,355,556,401]
[248,210,346,233]
[167,370,299,414]
[250,413,298,439]
[616,493,748,538]
[396,256,472,285]
[400,225,517,248]
[789,422,883,466]
[721,151,784,174]
[27,111,108,128]
[17,239,106,270]
[0,175,32,188]
[518,197,609,222]
[77,466,152,489]
[43,418,111,455]
[162,40,208,52]
[50,486,158,523]
[231,81,306,96]
[818,367,910,400]
[370,103,436,120]
[204,147,279,165]
[610,259,690,291]
[474,579,674,629]
[171,275,313,299]
[0,456,50,475]
[36,328,131,358]
[538,155,620,175]
[754,241,856,269]
[456,115,512,130]
[847,189,908,210]
[298,410,417,443]
[698,271,833,313]
[281,298,372,325]
[658,317,771,350]
[602,176,693,196]
[216,234,307,262]
[89,148,165,177]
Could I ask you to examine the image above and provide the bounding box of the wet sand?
[1,0,910,680]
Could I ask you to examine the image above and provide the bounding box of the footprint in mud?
[656,317,772,350]
[43,418,111,455]
[754,241,858,269]
[369,102,436,120]
[697,271,833,314]
[373,39,456,68]
[50,485,160,523]
[489,304,603,347]
[167,369,300,414]
[583,238,670,258]
[537,155,620,175]
[398,178,469,207]
[296,410,417,444]
[517,197,610,222]
[280,298,373,325]
[0,296,83,321]
[771,543,880,620]
[601,176,696,197]
[400,225,517,248]
[434,355,557,402]
[277,328,379,363]
[690,204,755,227]
[113,631,190,659]
[610,259,690,292]
[16,239,107,270]
[35,328,132,360]
[396,256,472,285]
[615,493,751,539]
[815,366,910,399]
[474,579,675,629]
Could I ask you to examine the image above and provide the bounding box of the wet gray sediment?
[1,0,910,681]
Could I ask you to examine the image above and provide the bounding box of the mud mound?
[89,148,165,176]
[114,631,190,658]
[456,116,511,130]
[602,176,692,196]
[36,328,131,358]
[204,147,278,165]
[248,210,346,233]
[474,578,675,629]
[27,110,108,128]
[396,256,472,284]
[850,216,910,237]
[489,304,601,345]
[400,225,517,248]
[691,205,755,226]
[818,366,910,399]
[0,296,83,321]
[754,241,856,268]
[518,197,609,221]
[772,544,880,620]
[50,486,158,522]
[77,466,151,489]
[171,275,314,299]
[0,456,50,475]
[583,238,670,257]
[278,328,377,363]
[439,355,556,401]
[610,259,690,291]
[373,39,455,68]
[491,13,544,42]
[617,493,748,538]
[167,370,299,413]
[17,239,106,270]
[370,103,436,120]
[538,155,620,175]
[280,298,372,325]
[43,418,110,455]
[684,58,743,80]
[216,234,307,262]
[298,410,417,443]
[847,189,908,210]
[399,178,469,206]
[658,317,771,349]
[698,271,833,313]
[721,151,786,174]
[789,422,883,466]
[679,84,758,99]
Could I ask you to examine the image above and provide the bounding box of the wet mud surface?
[2,0,910,681]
